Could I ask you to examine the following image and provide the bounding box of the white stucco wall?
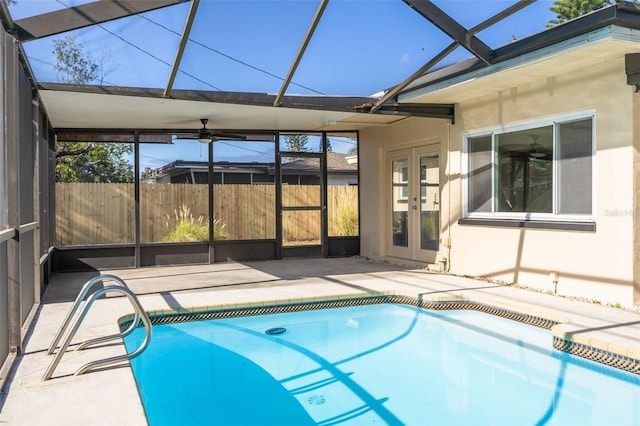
[360,56,637,307]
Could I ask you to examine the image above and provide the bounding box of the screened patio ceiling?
[5,0,638,132]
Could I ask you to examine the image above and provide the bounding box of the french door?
[279,152,324,258]
[388,146,440,262]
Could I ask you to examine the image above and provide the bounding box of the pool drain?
[265,327,287,335]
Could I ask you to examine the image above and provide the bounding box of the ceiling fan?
[176,118,262,144]
[499,135,552,160]
[197,118,212,143]
[528,135,550,159]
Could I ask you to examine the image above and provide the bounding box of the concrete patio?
[0,257,639,425]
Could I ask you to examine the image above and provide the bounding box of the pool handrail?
[46,274,141,355]
[42,284,152,381]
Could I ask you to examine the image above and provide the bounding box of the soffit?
[400,28,640,105]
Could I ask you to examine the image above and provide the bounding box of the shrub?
[162,205,227,242]
[334,204,358,236]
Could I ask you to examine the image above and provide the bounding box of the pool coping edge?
[119,292,640,376]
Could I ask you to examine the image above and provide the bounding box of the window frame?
[462,111,596,223]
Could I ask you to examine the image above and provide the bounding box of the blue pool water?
[124,304,640,425]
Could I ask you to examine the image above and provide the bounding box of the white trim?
[462,111,596,222]
[463,109,596,139]
[40,246,55,265]
[18,221,38,233]
[0,227,15,243]
[552,122,559,217]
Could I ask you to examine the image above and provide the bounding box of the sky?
[10,0,558,169]
[12,0,558,96]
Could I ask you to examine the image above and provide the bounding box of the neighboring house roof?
[283,152,358,175]
[142,161,271,181]
[142,152,357,181]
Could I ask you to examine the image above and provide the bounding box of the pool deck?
[1,257,639,425]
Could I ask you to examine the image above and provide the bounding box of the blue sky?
[11,0,557,169]
[13,0,557,96]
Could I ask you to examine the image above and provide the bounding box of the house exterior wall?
[633,90,640,305]
[327,175,357,186]
[360,56,638,307]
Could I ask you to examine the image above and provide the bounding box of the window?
[464,114,594,221]
[393,161,409,201]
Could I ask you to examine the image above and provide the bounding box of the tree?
[95,47,120,85]
[53,36,99,84]
[283,134,334,152]
[283,134,310,152]
[56,142,133,183]
[52,36,131,182]
[547,0,613,26]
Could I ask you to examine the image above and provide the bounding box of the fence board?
[56,183,357,245]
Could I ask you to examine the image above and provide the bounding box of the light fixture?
[529,135,545,158]
[197,118,211,143]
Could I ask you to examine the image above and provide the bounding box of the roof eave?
[398,2,640,100]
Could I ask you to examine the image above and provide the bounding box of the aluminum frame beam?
[14,0,190,42]
[403,0,492,64]
[370,42,457,113]
[274,0,329,107]
[164,0,200,98]
[371,0,534,113]
[401,2,640,98]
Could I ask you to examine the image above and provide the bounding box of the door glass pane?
[420,155,439,251]
[392,158,408,247]
[281,133,323,153]
[281,153,321,248]
[281,156,320,206]
[283,210,320,246]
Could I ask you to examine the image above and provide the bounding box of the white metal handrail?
[47,274,140,355]
[43,278,152,381]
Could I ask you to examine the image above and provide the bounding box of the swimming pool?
[124,301,640,425]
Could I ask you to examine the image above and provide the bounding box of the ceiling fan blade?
[175,133,199,140]
[212,133,274,142]
[211,132,247,141]
[499,144,527,151]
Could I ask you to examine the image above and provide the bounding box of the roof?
[6,1,640,133]
[142,152,357,181]
[399,2,640,104]
[283,152,358,174]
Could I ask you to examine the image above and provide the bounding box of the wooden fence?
[56,183,358,246]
